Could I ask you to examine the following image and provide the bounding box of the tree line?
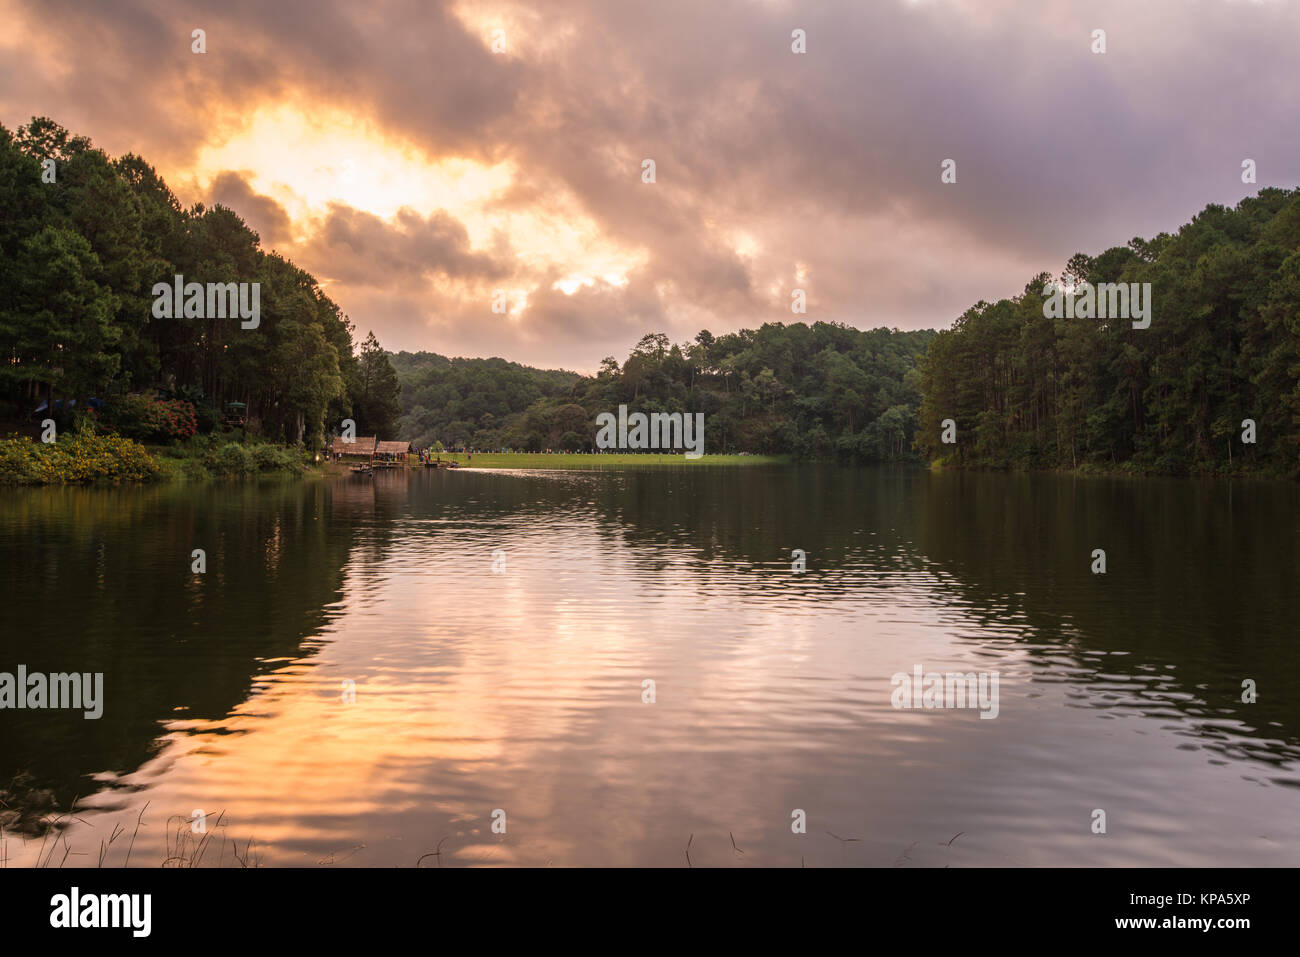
[0,118,401,446]
[917,188,1300,476]
[394,323,933,460]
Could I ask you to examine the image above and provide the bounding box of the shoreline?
[927,458,1296,482]
[421,452,788,469]
[5,431,1293,486]
[0,436,792,486]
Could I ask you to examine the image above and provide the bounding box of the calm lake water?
[2,465,1298,867]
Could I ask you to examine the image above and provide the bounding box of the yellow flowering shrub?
[0,433,162,485]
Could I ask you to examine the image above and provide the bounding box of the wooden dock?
[344,451,464,472]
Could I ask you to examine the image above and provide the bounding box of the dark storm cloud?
[300,203,511,285]
[344,272,665,372]
[521,270,666,352]
[209,171,294,245]
[2,0,522,167]
[3,0,1298,366]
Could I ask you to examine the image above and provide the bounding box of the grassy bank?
[0,434,786,486]
[0,432,322,485]
[444,452,786,469]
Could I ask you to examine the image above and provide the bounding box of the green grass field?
[432,452,786,469]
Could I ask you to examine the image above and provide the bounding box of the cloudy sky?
[2,0,1297,370]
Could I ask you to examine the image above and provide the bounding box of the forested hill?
[394,324,934,460]
[918,188,1300,477]
[391,353,582,449]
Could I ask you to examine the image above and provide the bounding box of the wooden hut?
[330,435,377,460]
[374,440,413,467]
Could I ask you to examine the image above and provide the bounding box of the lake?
[2,465,1298,866]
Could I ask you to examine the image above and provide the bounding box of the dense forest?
[394,324,934,460]
[918,188,1300,477]
[0,118,401,447]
